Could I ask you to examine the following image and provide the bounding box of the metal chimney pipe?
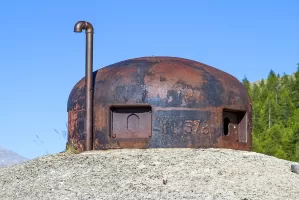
[74,21,94,151]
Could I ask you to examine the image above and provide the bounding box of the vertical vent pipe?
[74,21,94,151]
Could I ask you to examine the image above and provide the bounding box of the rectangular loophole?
[109,105,152,139]
[223,109,247,143]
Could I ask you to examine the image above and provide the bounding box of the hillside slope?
[0,148,298,200]
[0,147,28,167]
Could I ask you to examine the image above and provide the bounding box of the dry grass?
[64,142,79,154]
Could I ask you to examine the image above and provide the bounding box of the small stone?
[163,179,167,185]
[291,164,299,174]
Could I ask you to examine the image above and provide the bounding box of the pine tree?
[243,63,299,161]
[242,76,251,91]
[290,64,299,108]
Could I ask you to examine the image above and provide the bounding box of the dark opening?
[223,117,230,136]
[222,109,248,143]
[110,106,151,114]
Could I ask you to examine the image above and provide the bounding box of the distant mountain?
[250,73,295,86]
[0,146,28,167]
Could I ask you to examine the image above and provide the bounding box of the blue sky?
[1,0,299,159]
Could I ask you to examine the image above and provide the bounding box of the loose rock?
[291,164,299,174]
[0,148,298,200]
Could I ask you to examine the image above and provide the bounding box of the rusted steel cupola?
[67,21,252,153]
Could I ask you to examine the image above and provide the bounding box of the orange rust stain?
[144,61,206,100]
[68,111,78,138]
[95,66,136,85]
[94,138,100,148]
[74,103,82,110]
[216,137,250,151]
[95,142,120,149]
[89,56,248,107]
[67,110,86,152]
[183,89,204,104]
[93,104,107,131]
[118,139,149,148]
[152,61,205,87]
[183,57,248,107]
[78,143,84,152]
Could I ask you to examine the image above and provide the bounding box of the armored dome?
[67,56,252,152]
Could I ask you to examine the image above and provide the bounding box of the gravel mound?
[0,148,298,200]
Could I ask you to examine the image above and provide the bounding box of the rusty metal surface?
[67,56,252,152]
[110,105,152,139]
[73,21,94,151]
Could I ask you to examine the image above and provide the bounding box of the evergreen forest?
[242,63,299,162]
